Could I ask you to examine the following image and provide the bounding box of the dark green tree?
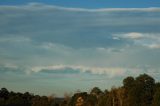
[135,74,155,106]
[123,76,135,89]
[0,88,9,99]
[152,87,160,106]
[98,89,109,106]
[123,76,135,106]
[90,87,103,98]
[69,92,88,106]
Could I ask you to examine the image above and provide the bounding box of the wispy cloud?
[113,32,160,49]
[117,32,144,39]
[0,3,160,79]
[0,3,160,96]
[31,65,124,74]
[1,3,160,12]
[145,44,160,49]
[30,65,147,78]
[0,36,31,43]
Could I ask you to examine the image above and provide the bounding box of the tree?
[152,87,160,106]
[62,92,72,106]
[122,74,155,106]
[0,88,9,99]
[90,87,103,98]
[116,87,125,106]
[106,87,118,106]
[135,74,155,106]
[86,94,97,106]
[98,89,109,106]
[0,73,159,106]
[0,97,5,106]
[123,76,135,106]
[32,96,53,106]
[7,95,26,106]
[123,76,135,89]
[69,92,88,106]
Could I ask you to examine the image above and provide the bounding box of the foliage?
[0,73,160,106]
[152,85,160,106]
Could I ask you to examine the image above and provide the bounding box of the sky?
[0,0,160,97]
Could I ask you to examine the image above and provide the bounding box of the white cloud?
[146,44,160,49]
[1,63,159,79]
[0,3,160,96]
[30,65,160,78]
[24,3,160,12]
[123,32,144,39]
[114,32,144,40]
[114,32,160,49]
[30,65,146,78]
[0,3,160,78]
[44,6,160,12]
[1,3,160,12]
[3,63,18,69]
[41,42,72,50]
[112,36,120,40]
[0,36,31,43]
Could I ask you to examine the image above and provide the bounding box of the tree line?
[0,73,160,106]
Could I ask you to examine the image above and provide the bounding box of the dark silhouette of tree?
[123,76,136,106]
[90,87,103,97]
[122,74,155,106]
[123,76,135,89]
[98,89,109,106]
[135,74,155,106]
[69,92,88,106]
[152,83,160,106]
[0,73,160,106]
[0,88,9,99]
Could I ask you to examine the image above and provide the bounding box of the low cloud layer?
[31,65,126,76]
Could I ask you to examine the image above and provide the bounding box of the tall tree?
[90,87,103,98]
[152,83,160,106]
[135,74,155,106]
[123,76,135,106]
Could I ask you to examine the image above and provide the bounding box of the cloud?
[0,3,160,79]
[117,32,160,40]
[0,63,159,80]
[2,3,160,12]
[0,36,31,43]
[41,42,72,52]
[0,64,23,74]
[113,32,160,49]
[30,65,141,77]
[27,64,160,79]
[0,3,160,96]
[146,44,160,49]
[120,32,144,39]
[1,3,160,49]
